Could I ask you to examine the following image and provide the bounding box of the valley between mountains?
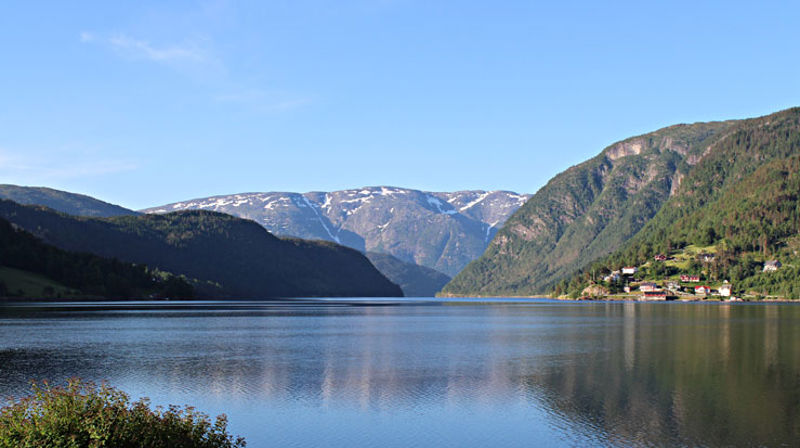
[0,186,529,298]
[144,188,530,278]
[2,107,800,300]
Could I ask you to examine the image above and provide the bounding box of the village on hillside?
[580,244,788,302]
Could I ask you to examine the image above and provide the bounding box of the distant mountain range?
[5,108,798,299]
[143,187,530,277]
[444,107,800,299]
[0,185,524,296]
[0,200,402,299]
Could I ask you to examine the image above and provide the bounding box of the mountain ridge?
[444,107,800,298]
[143,186,530,277]
[442,116,741,295]
[0,184,137,217]
[554,107,800,298]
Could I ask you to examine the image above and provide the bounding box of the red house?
[654,254,667,262]
[643,291,668,300]
[681,275,700,282]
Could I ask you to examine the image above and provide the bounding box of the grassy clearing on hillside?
[0,266,76,298]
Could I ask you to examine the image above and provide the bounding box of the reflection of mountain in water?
[522,303,800,447]
[139,306,546,409]
[3,303,800,446]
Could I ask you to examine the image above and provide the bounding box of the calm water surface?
[1,299,800,447]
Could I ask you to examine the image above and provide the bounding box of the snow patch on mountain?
[426,195,457,215]
[142,186,529,276]
[458,192,490,212]
[302,196,340,243]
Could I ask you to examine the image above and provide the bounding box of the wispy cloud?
[107,34,210,64]
[79,26,310,113]
[80,31,217,67]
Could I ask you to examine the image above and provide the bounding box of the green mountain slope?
[0,217,193,299]
[365,252,451,297]
[443,119,736,296]
[0,185,137,217]
[0,201,402,298]
[559,108,800,298]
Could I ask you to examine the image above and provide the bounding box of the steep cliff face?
[553,108,800,299]
[442,120,736,296]
[144,187,529,277]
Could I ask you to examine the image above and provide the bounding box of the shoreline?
[438,292,798,303]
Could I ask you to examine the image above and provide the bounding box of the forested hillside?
[0,217,193,299]
[556,108,800,298]
[0,185,137,217]
[0,201,402,298]
[443,118,735,296]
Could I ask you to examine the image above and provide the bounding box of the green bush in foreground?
[0,380,245,448]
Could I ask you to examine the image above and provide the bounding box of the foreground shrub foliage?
[0,380,245,448]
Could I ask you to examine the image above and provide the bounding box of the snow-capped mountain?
[143,187,530,276]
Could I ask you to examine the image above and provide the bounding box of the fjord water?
[1,301,799,447]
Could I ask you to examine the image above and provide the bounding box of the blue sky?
[1,1,799,209]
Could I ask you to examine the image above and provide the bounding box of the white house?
[719,282,733,297]
[695,285,711,295]
[622,266,638,275]
[763,260,782,272]
[639,282,659,292]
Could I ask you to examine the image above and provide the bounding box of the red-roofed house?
[643,291,668,300]
[695,285,711,295]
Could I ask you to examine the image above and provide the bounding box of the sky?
[1,1,799,210]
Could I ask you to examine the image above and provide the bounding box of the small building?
[654,254,668,262]
[622,266,638,275]
[719,282,733,297]
[639,282,659,292]
[667,281,680,291]
[680,275,700,283]
[763,260,782,272]
[695,285,711,295]
[603,271,621,282]
[697,253,716,263]
[643,290,668,300]
[623,285,632,293]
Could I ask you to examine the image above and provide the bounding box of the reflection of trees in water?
[141,306,545,409]
[4,303,800,446]
[522,304,800,446]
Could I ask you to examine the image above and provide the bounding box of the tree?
[0,380,246,448]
